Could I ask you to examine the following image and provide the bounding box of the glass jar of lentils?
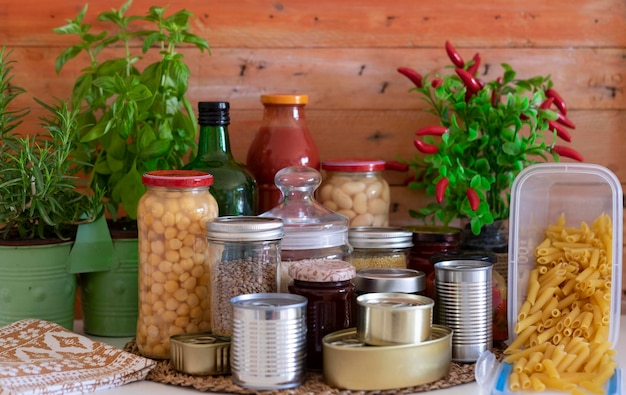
[348,226,413,270]
[207,216,284,337]
[136,170,219,359]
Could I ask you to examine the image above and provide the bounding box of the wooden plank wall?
[2,0,625,297]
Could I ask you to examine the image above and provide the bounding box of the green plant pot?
[80,237,138,337]
[0,241,76,330]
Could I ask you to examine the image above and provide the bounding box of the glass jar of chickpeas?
[318,159,390,227]
[136,170,219,359]
[348,226,413,270]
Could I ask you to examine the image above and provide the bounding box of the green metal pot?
[0,241,76,330]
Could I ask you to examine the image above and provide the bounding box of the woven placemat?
[125,340,505,394]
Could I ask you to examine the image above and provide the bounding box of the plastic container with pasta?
[475,163,623,395]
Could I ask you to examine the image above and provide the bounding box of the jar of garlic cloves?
[136,170,219,359]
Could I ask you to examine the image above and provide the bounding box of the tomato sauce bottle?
[246,94,320,214]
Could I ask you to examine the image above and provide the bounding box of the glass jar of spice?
[206,216,284,337]
[288,259,355,370]
[406,226,462,277]
[136,170,219,359]
[348,226,413,270]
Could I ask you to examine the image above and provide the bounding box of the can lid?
[261,94,308,105]
[322,158,386,172]
[356,292,434,308]
[429,249,497,264]
[354,268,425,293]
[434,260,493,271]
[230,292,307,309]
[142,170,214,187]
[405,225,462,242]
[206,216,283,241]
[349,227,413,249]
[288,259,356,282]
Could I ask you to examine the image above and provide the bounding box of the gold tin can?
[356,292,434,345]
[170,332,231,376]
[322,325,452,390]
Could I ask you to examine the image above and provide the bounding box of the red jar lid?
[142,170,214,187]
[288,259,356,282]
[321,158,386,172]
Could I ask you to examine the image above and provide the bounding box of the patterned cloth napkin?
[0,319,156,395]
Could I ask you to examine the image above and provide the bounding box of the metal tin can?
[356,292,434,345]
[348,226,413,270]
[322,325,452,391]
[206,216,283,337]
[230,293,308,390]
[434,260,493,362]
[170,332,231,376]
[354,268,426,295]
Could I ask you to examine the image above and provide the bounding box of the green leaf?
[502,141,521,156]
[140,139,171,159]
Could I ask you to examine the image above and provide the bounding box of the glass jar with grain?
[206,216,284,337]
[348,226,413,270]
[136,170,218,359]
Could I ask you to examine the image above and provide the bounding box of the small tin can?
[230,293,307,390]
[434,260,493,362]
[348,226,413,270]
[356,292,434,346]
[170,332,230,376]
[354,268,425,295]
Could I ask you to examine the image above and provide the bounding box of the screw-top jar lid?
[349,226,413,249]
[288,259,356,282]
[405,225,462,242]
[206,216,284,241]
[322,158,386,172]
[354,268,425,293]
[142,170,214,187]
[261,94,308,105]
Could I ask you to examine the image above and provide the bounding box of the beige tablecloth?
[0,319,156,395]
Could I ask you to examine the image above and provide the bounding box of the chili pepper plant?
[398,41,583,235]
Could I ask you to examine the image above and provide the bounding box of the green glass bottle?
[184,101,257,215]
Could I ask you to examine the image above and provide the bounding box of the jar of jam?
[136,170,219,359]
[406,226,462,277]
[206,216,284,337]
[318,158,390,227]
[260,166,352,292]
[348,226,413,270]
[288,259,355,370]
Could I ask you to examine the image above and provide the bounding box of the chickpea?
[136,172,218,359]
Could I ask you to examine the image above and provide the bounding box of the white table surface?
[83,314,626,395]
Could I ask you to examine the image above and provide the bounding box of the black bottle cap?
[198,101,230,126]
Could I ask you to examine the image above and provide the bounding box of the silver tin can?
[230,293,308,390]
[354,268,426,294]
[434,260,493,362]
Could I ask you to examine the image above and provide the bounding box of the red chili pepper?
[403,174,417,185]
[445,41,465,68]
[384,160,409,172]
[431,78,443,88]
[539,97,555,110]
[414,139,439,154]
[466,53,481,75]
[547,120,572,142]
[556,112,576,129]
[397,67,424,88]
[455,68,481,94]
[466,188,480,211]
[416,125,448,136]
[552,145,584,162]
[435,177,449,203]
[546,88,567,115]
